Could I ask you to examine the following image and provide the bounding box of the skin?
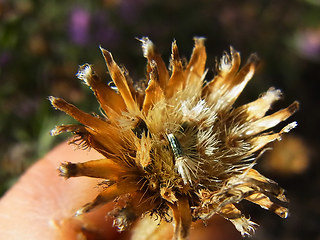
[0,142,240,240]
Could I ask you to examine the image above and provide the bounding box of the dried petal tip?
[138,37,154,58]
[193,36,206,45]
[100,47,113,65]
[74,204,91,216]
[49,96,67,111]
[247,52,260,65]
[281,121,298,134]
[59,162,77,179]
[230,217,258,236]
[48,96,57,108]
[76,63,92,85]
[288,101,300,114]
[50,127,60,136]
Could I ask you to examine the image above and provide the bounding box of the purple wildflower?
[69,7,90,46]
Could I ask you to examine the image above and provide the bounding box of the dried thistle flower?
[50,37,299,239]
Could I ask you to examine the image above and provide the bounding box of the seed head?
[51,37,299,239]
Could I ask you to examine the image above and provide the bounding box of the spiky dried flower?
[50,37,299,240]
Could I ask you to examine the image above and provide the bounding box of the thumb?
[0,141,126,240]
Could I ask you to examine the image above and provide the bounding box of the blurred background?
[0,0,319,239]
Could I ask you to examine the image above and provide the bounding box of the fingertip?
[0,142,123,240]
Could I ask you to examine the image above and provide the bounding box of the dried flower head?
[50,37,299,239]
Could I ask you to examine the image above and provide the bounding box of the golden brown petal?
[246,169,287,202]
[239,87,282,120]
[84,125,123,156]
[222,53,259,107]
[249,121,297,153]
[110,191,160,231]
[245,192,288,218]
[49,96,124,156]
[50,124,87,136]
[184,38,207,93]
[169,197,192,240]
[76,179,139,216]
[49,95,128,158]
[197,168,288,229]
[76,64,126,120]
[218,203,256,236]
[246,101,299,136]
[160,187,178,204]
[142,61,165,113]
[49,99,123,157]
[51,124,98,151]
[140,37,169,90]
[202,47,241,100]
[100,47,138,113]
[228,216,257,236]
[207,53,258,110]
[49,97,107,130]
[218,203,242,219]
[177,197,192,240]
[127,191,161,220]
[59,159,126,181]
[186,38,207,78]
[165,40,185,99]
[249,133,280,153]
[135,134,152,168]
